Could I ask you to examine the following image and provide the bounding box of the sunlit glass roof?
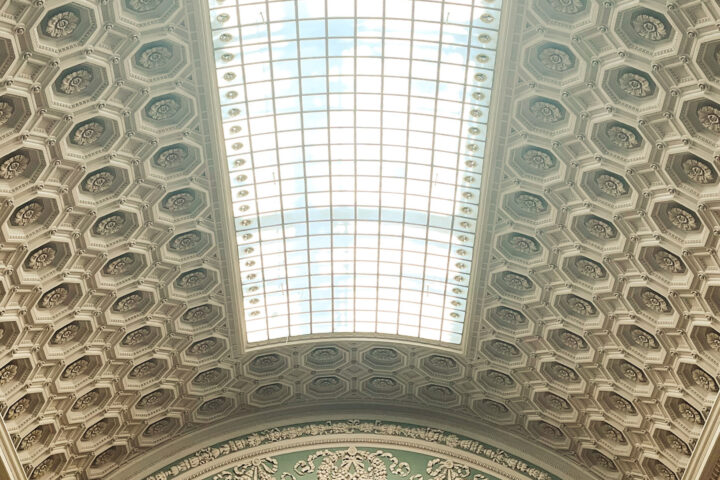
[208,0,502,343]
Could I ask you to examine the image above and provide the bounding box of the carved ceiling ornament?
[127,0,166,12]
[129,359,160,379]
[146,96,181,121]
[492,306,527,328]
[198,397,230,415]
[631,12,670,41]
[427,355,457,370]
[652,248,685,273]
[565,295,596,317]
[629,326,659,349]
[0,361,18,385]
[104,254,136,275]
[482,369,515,388]
[501,272,533,291]
[676,400,704,425]
[62,357,90,379]
[574,257,605,279]
[640,288,671,313]
[164,190,195,211]
[538,46,574,71]
[607,393,636,415]
[697,104,720,133]
[681,156,716,184]
[606,124,641,149]
[667,205,700,231]
[0,153,28,180]
[691,366,718,392]
[138,44,174,70]
[145,418,173,437]
[176,268,208,288]
[618,361,647,383]
[583,216,617,240]
[487,339,520,358]
[557,329,587,350]
[40,285,68,309]
[250,353,282,372]
[122,326,152,346]
[58,68,93,95]
[479,398,508,415]
[94,213,126,236]
[83,169,116,193]
[194,368,223,386]
[546,362,579,383]
[12,201,44,227]
[650,460,678,480]
[44,10,80,38]
[520,148,555,170]
[0,100,13,126]
[513,192,547,213]
[618,71,653,97]
[155,145,189,168]
[597,422,625,444]
[183,304,213,323]
[137,389,169,409]
[506,233,540,255]
[71,121,105,146]
[26,245,57,270]
[594,172,628,197]
[5,396,31,420]
[18,427,43,451]
[114,292,144,312]
[587,450,616,471]
[82,419,110,441]
[73,390,100,411]
[529,100,564,123]
[539,391,571,412]
[51,322,80,345]
[143,420,558,480]
[169,230,203,251]
[30,455,62,480]
[188,337,218,355]
[545,0,585,14]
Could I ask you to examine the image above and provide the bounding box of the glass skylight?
[208,0,501,343]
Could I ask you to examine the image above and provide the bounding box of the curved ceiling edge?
[108,404,593,480]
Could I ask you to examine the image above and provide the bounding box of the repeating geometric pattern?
[0,1,718,480]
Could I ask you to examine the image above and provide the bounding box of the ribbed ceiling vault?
[0,0,719,479]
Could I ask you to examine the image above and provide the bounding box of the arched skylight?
[208,0,502,343]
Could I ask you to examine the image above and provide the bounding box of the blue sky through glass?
[208,0,502,343]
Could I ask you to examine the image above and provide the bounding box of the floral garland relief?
[144,420,557,480]
[209,447,494,480]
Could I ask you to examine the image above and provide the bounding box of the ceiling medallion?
[488,340,520,357]
[629,327,659,349]
[558,330,587,350]
[691,366,718,392]
[588,450,616,471]
[540,392,571,412]
[114,292,143,312]
[40,286,68,309]
[194,368,223,386]
[44,10,80,38]
[18,427,43,451]
[546,0,586,14]
[547,362,579,383]
[59,68,93,95]
[501,272,533,291]
[667,206,699,231]
[138,45,173,69]
[706,330,720,350]
[0,362,17,385]
[566,295,596,316]
[188,337,217,355]
[583,216,617,240]
[631,13,669,41]
[94,213,126,236]
[618,71,652,97]
[597,422,625,444]
[574,257,605,279]
[62,357,90,379]
[493,307,527,327]
[652,248,685,273]
[164,190,195,211]
[677,400,704,425]
[183,304,213,323]
[697,104,720,132]
[129,359,159,379]
[145,418,172,437]
[199,397,229,414]
[73,390,99,410]
[368,377,398,393]
[176,269,208,288]
[155,145,188,168]
[595,172,628,197]
[127,0,165,12]
[5,396,30,420]
[30,456,61,480]
[651,460,678,480]
[0,153,28,179]
[483,370,515,388]
[681,157,716,184]
[93,447,120,468]
[507,233,540,254]
[536,421,564,440]
[514,192,547,213]
[0,100,13,126]
[608,392,636,414]
[26,245,57,270]
[122,326,152,346]
[51,322,80,345]
[82,419,110,440]
[538,46,574,71]
[84,169,115,193]
[520,148,555,170]
[12,201,44,227]
[640,289,671,313]
[660,430,690,456]
[479,399,508,415]
[427,355,457,370]
[146,96,181,120]
[619,361,646,383]
[137,390,168,409]
[71,121,105,146]
[606,124,640,149]
[169,231,202,251]
[104,254,135,275]
[530,100,564,123]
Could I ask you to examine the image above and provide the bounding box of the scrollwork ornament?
[129,359,159,378]
[698,105,720,132]
[662,431,690,455]
[0,154,28,179]
[13,201,44,227]
[26,246,56,270]
[59,68,92,94]
[566,295,595,316]
[127,0,164,12]
[122,326,151,346]
[608,393,636,414]
[105,255,135,275]
[502,272,532,291]
[618,72,652,97]
[707,331,720,350]
[427,355,457,370]
[632,13,669,41]
[607,125,640,149]
[82,419,109,440]
[575,258,605,279]
[51,323,79,344]
[507,234,539,254]
[188,338,217,355]
[138,45,173,69]
[137,390,167,408]
[183,304,212,323]
[548,363,578,383]
[595,173,628,197]
[114,292,143,312]
[155,146,188,168]
[177,269,208,288]
[546,0,586,14]
[488,340,520,357]
[682,157,716,184]
[629,327,658,349]
[6,396,30,420]
[541,392,571,411]
[73,390,99,410]
[62,358,89,379]
[677,401,704,425]
[521,149,555,170]
[145,419,172,437]
[530,101,563,123]
[641,289,671,313]
[514,193,547,213]
[18,427,42,451]
[72,121,105,146]
[667,206,699,231]
[44,11,79,38]
[484,370,514,387]
[84,170,115,193]
[199,397,228,414]
[494,307,526,327]
[558,330,586,350]
[538,47,573,71]
[0,101,14,126]
[170,231,202,251]
[619,361,646,383]
[147,97,181,120]
[30,456,59,480]
[194,368,223,386]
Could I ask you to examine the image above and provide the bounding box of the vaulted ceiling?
[0,0,720,479]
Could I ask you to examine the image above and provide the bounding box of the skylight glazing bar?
[208,0,502,343]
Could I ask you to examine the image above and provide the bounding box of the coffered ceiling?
[0,0,719,479]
